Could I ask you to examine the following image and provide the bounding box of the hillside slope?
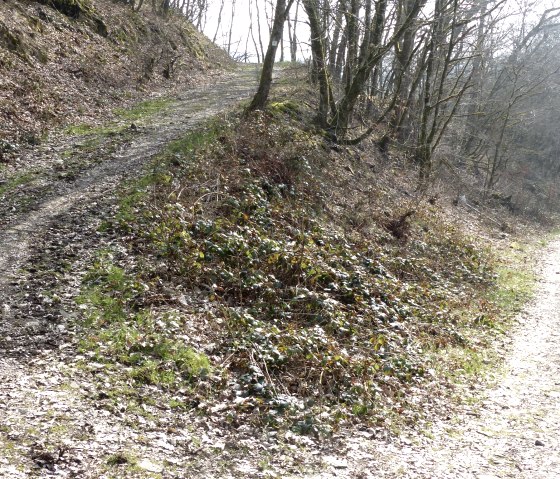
[0,71,535,477]
[0,6,551,476]
[0,0,229,154]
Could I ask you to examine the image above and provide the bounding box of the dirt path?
[2,63,559,478]
[0,66,265,477]
[0,66,260,350]
[298,239,560,479]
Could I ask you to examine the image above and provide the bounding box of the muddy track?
[0,66,260,354]
[0,66,263,477]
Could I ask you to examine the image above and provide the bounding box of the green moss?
[106,451,137,467]
[488,242,537,321]
[77,251,211,388]
[268,100,301,117]
[114,98,173,121]
[65,98,173,138]
[65,123,124,136]
[114,171,168,226]
[0,171,36,196]
[491,265,535,318]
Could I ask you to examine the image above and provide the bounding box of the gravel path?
[300,240,560,479]
[1,63,559,478]
[389,239,560,478]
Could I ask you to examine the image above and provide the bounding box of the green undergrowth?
[77,251,211,388]
[0,171,37,196]
[433,242,541,414]
[65,98,173,136]
[77,104,526,435]
[114,97,173,122]
[489,242,537,320]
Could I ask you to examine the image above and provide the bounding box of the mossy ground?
[490,242,537,319]
[0,171,37,196]
[65,97,174,136]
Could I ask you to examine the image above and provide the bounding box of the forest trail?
[0,66,260,352]
[300,239,560,478]
[0,66,262,477]
[1,62,559,478]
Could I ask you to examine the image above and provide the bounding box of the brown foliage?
[384,210,416,240]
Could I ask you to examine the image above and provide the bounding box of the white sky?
[200,0,559,62]
[202,0,309,61]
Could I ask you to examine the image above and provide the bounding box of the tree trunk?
[328,0,345,76]
[289,0,299,62]
[391,0,425,140]
[247,0,294,112]
[226,0,237,56]
[212,0,225,43]
[330,0,392,136]
[302,0,334,127]
[342,0,360,91]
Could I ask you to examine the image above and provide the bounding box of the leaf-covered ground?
[0,0,229,154]
[74,84,524,441]
[0,64,547,478]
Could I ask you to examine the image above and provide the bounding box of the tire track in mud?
[0,66,260,477]
[0,66,260,349]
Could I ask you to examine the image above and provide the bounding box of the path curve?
[301,239,560,479]
[0,66,259,348]
[0,66,260,477]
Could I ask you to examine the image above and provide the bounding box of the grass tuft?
[77,251,211,388]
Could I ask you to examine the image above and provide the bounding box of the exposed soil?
[1,61,559,478]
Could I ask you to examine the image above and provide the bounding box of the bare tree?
[287,0,300,62]
[212,0,225,43]
[248,0,296,112]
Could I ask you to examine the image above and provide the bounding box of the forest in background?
[155,0,560,218]
[3,0,559,216]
